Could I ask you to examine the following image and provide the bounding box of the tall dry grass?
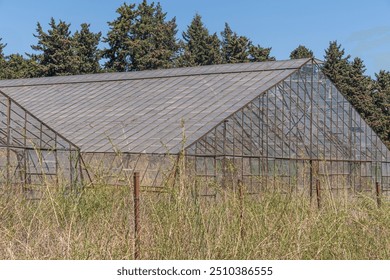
[0,178,389,260]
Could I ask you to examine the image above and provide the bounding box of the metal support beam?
[6,97,11,185]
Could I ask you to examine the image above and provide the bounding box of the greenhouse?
[0,58,389,196]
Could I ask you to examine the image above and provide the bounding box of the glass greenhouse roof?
[0,59,310,154]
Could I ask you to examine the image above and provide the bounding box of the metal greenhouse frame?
[0,58,389,197]
[185,61,390,196]
[0,92,83,190]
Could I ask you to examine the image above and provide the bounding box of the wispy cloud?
[348,26,390,41]
[347,26,390,52]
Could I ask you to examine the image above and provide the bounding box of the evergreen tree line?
[0,0,388,147]
[0,1,275,77]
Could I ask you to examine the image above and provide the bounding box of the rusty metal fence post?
[309,160,313,204]
[238,179,244,240]
[133,172,140,259]
[316,179,321,209]
[375,182,381,208]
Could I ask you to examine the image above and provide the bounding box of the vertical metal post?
[258,97,263,192]
[358,111,362,191]
[309,160,313,203]
[213,128,217,188]
[54,134,59,185]
[133,172,140,259]
[316,179,321,209]
[265,90,269,191]
[39,123,43,186]
[213,155,217,186]
[39,123,43,149]
[241,108,244,191]
[193,156,200,202]
[23,111,27,188]
[222,120,228,189]
[295,75,300,191]
[336,85,341,194]
[78,151,84,184]
[348,105,353,190]
[329,80,333,190]
[238,178,244,240]
[309,63,314,203]
[249,104,253,190]
[287,76,292,190]
[273,87,277,190]
[6,97,11,185]
[69,144,73,191]
[375,181,381,208]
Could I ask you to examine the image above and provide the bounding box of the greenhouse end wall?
[0,92,83,191]
[185,60,390,196]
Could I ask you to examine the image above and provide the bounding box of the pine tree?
[323,42,374,117]
[102,3,137,72]
[375,71,390,129]
[132,1,179,70]
[208,33,223,64]
[290,45,314,59]
[220,23,273,64]
[372,70,390,146]
[179,14,222,66]
[29,18,79,76]
[0,38,38,79]
[73,23,102,74]
[322,41,389,146]
[0,38,5,59]
[322,41,350,89]
[345,57,375,118]
[4,54,39,79]
[102,1,179,71]
[221,23,250,64]
[248,43,274,62]
[0,38,7,79]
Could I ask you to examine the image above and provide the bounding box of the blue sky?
[0,0,389,76]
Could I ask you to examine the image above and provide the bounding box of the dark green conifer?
[221,23,250,64]
[179,13,222,66]
[323,41,389,147]
[221,23,273,64]
[372,70,390,146]
[29,18,79,76]
[4,54,39,79]
[345,57,375,118]
[102,1,179,71]
[289,45,314,59]
[322,41,351,88]
[0,38,7,79]
[248,44,274,62]
[73,23,102,74]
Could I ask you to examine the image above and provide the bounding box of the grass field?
[0,180,389,260]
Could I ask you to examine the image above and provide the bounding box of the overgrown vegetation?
[0,180,389,260]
